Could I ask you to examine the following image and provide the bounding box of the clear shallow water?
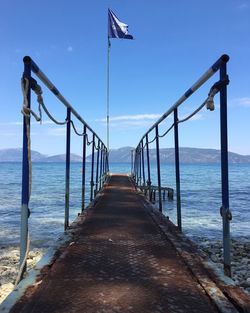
[0,162,249,249]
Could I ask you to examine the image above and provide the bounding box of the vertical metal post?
[81,125,87,212]
[104,149,107,178]
[101,147,105,178]
[139,146,142,186]
[103,149,106,174]
[146,134,151,200]
[90,134,95,201]
[155,125,162,212]
[131,150,134,176]
[141,141,146,186]
[137,148,140,185]
[174,108,182,231]
[134,149,137,183]
[220,62,231,277]
[65,108,71,230]
[99,144,103,189]
[106,149,109,173]
[95,140,100,195]
[20,57,31,270]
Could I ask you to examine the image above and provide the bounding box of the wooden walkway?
[5,174,249,313]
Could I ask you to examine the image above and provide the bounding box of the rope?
[87,138,94,146]
[14,232,30,287]
[38,99,68,126]
[18,78,33,285]
[21,78,42,123]
[158,123,175,138]
[70,121,86,136]
[177,98,207,124]
[147,135,157,145]
[157,97,208,138]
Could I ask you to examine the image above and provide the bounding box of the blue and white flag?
[108,8,133,40]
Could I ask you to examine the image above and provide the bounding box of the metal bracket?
[220,206,232,221]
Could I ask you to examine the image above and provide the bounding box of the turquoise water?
[0,162,249,249]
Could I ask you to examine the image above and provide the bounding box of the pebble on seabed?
[0,247,45,304]
[198,237,250,294]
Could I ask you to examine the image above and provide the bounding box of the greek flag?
[108,8,133,40]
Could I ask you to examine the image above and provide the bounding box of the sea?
[0,162,249,250]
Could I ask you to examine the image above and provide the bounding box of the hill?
[87,147,250,164]
[1,147,250,163]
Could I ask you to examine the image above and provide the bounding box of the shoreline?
[0,247,46,304]
[1,237,249,304]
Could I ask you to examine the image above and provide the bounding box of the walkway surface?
[9,174,223,313]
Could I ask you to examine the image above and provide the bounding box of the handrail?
[19,56,109,282]
[139,54,229,142]
[133,54,231,277]
[23,56,104,146]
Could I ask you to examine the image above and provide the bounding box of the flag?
[108,8,133,40]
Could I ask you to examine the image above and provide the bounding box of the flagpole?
[107,38,111,153]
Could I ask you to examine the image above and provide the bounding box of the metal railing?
[132,55,232,276]
[20,56,109,276]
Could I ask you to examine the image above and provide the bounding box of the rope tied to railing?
[206,76,229,111]
[21,78,42,122]
[158,78,227,138]
[18,77,33,286]
[32,81,68,126]
[28,79,107,148]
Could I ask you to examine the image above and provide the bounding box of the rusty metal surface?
[9,174,234,313]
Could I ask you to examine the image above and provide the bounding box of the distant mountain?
[1,147,250,164]
[87,147,250,164]
[0,148,47,162]
[0,148,82,163]
[147,147,250,164]
[45,153,82,162]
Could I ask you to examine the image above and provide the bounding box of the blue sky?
[0,0,249,155]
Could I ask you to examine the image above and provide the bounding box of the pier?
[2,174,249,313]
[1,55,250,312]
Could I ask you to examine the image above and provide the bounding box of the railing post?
[90,134,95,201]
[131,149,134,176]
[134,149,137,184]
[104,149,107,176]
[220,61,231,277]
[65,108,71,230]
[20,57,31,271]
[81,125,87,212]
[139,146,142,186]
[106,149,109,174]
[104,148,107,179]
[141,141,145,186]
[174,108,182,231]
[95,140,100,195]
[155,125,162,212]
[146,134,152,200]
[99,144,103,189]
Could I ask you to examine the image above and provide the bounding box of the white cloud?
[231,97,250,107]
[110,120,154,128]
[42,120,55,125]
[96,113,162,123]
[48,127,66,136]
[96,111,204,129]
[3,121,23,126]
[0,120,55,126]
[96,113,163,129]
